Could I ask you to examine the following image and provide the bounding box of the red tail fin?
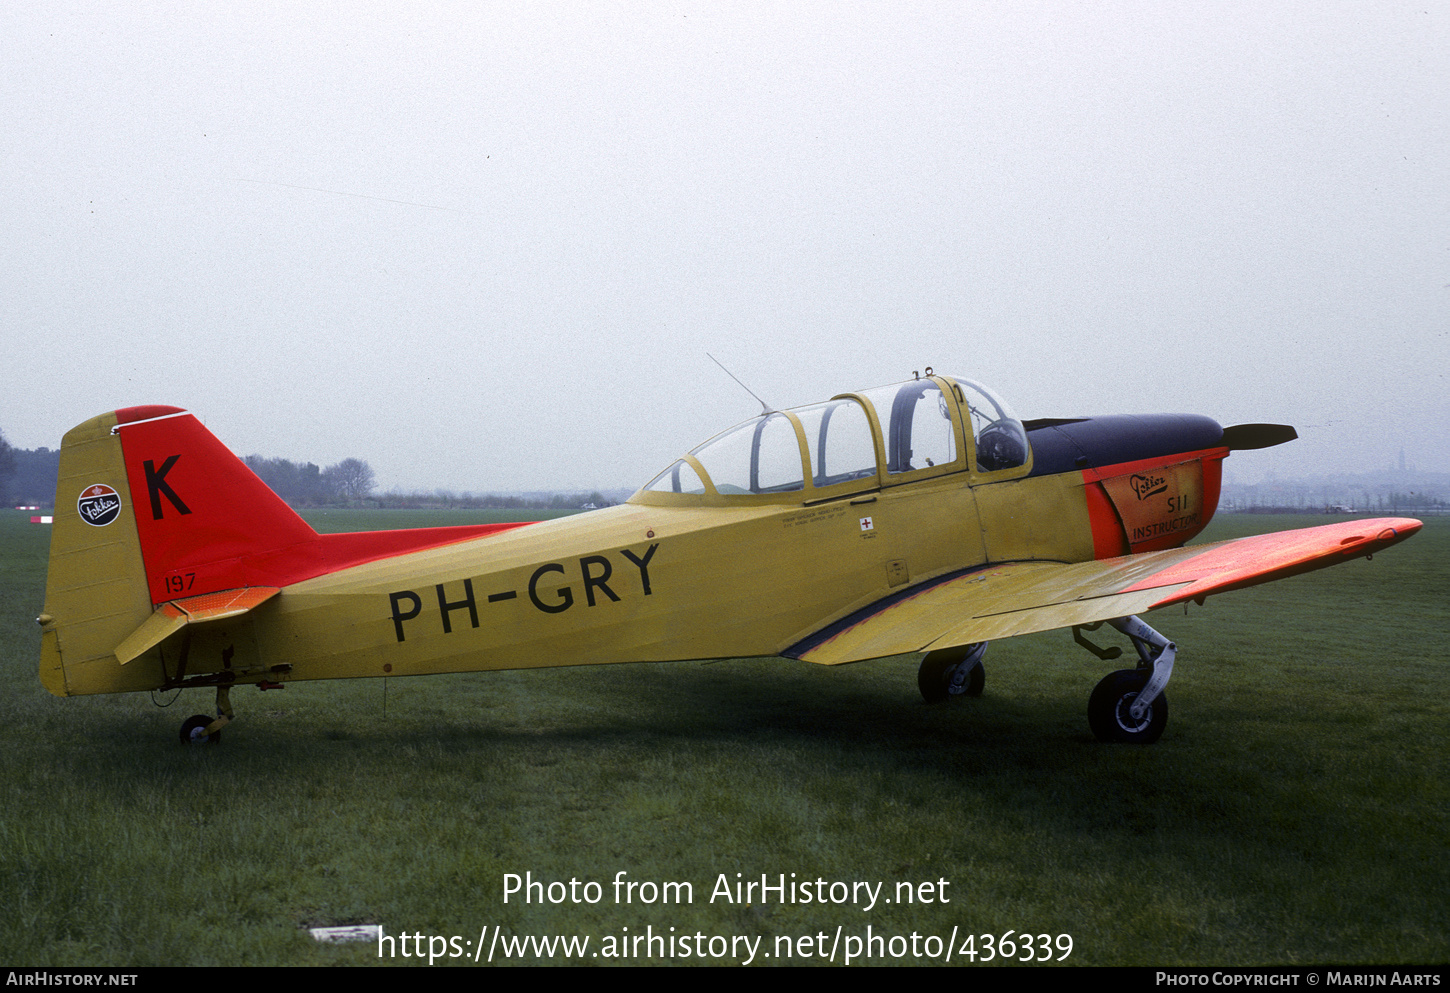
[116,406,316,601]
[112,406,530,604]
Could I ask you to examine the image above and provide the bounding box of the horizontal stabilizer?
[115,587,281,665]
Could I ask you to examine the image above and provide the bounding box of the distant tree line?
[0,432,59,506]
[242,455,377,506]
[1220,474,1450,516]
[0,430,14,502]
[375,490,615,511]
[1,428,612,512]
[0,430,380,509]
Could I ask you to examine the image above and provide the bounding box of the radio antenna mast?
[707,353,774,415]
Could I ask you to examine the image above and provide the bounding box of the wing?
[785,518,1421,665]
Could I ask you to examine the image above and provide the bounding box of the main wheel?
[1087,670,1167,744]
[918,649,985,703]
[179,714,221,745]
[962,660,984,697]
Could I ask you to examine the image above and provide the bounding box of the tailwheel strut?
[179,685,234,745]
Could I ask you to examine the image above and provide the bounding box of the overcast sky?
[2,3,1446,493]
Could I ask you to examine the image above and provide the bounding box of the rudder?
[41,409,157,695]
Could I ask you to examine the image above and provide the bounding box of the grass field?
[1,508,1445,966]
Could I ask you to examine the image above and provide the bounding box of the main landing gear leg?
[178,685,233,746]
[1086,615,1176,744]
[918,642,988,703]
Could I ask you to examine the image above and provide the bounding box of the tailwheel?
[179,686,234,745]
[917,643,987,703]
[1087,669,1168,744]
[179,714,222,745]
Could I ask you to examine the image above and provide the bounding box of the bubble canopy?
[637,375,1029,503]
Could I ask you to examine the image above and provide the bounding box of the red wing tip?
[1374,518,1422,541]
[1336,519,1422,545]
[115,405,187,424]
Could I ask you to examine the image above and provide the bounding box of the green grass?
[1,509,1445,966]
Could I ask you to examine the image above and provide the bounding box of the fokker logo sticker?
[1130,473,1168,500]
[78,484,122,527]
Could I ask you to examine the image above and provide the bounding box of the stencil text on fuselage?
[387,543,659,642]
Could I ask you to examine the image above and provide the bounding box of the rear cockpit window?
[689,412,804,494]
[643,459,707,495]
[793,399,877,488]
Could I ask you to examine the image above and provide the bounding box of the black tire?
[179,714,220,745]
[918,654,953,703]
[1087,670,1167,744]
[918,649,985,703]
[963,660,985,697]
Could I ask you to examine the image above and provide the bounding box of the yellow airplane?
[37,372,1420,745]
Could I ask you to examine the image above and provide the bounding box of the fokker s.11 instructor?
[38,371,1420,745]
